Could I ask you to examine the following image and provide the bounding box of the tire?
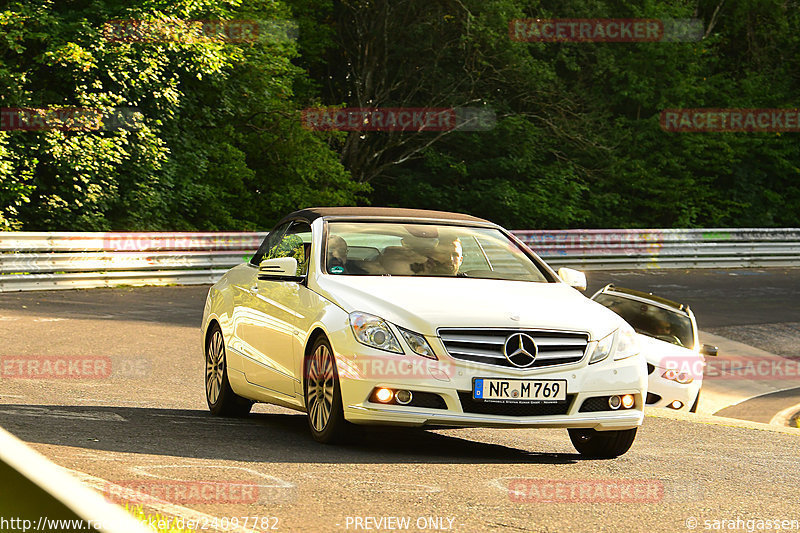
[205,324,253,417]
[304,336,348,444]
[568,427,637,459]
[689,391,700,413]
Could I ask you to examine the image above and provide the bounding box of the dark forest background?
[1,0,798,231]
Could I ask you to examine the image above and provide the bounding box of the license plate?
[473,378,567,403]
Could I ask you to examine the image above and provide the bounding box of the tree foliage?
[1,0,798,230]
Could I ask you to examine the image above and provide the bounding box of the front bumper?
[332,331,647,431]
[645,368,702,411]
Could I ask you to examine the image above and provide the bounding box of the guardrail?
[514,228,800,269]
[0,228,798,292]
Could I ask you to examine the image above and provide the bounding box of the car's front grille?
[458,392,575,416]
[439,328,589,369]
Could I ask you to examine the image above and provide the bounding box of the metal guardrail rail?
[0,228,798,292]
[514,228,800,269]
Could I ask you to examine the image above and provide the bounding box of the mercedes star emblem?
[503,332,538,367]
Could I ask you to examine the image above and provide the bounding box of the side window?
[266,222,312,276]
[250,222,291,266]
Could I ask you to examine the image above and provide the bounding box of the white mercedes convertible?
[201,208,648,458]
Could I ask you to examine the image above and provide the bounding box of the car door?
[227,222,289,375]
[239,221,311,397]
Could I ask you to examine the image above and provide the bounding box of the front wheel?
[206,325,253,417]
[568,427,637,458]
[304,336,348,444]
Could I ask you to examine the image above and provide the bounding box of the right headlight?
[349,311,403,354]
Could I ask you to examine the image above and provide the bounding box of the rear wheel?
[568,427,637,458]
[206,325,253,417]
[304,336,347,444]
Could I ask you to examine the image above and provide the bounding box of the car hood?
[637,334,701,369]
[314,275,623,339]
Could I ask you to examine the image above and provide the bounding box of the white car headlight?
[349,312,403,354]
[613,324,639,361]
[589,325,639,364]
[589,331,614,364]
[398,327,436,359]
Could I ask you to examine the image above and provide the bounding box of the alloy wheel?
[206,330,224,404]
[307,344,335,432]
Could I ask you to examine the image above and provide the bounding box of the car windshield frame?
[592,292,696,349]
[321,219,555,283]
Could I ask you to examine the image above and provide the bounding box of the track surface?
[0,269,798,532]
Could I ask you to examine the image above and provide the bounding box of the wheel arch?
[303,327,330,390]
[205,318,222,345]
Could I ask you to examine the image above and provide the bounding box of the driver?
[654,319,672,337]
[326,235,367,274]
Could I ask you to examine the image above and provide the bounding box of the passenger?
[424,238,463,276]
[378,244,427,275]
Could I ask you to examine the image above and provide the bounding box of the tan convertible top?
[276,207,490,226]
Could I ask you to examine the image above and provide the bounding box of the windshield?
[324,222,550,282]
[593,293,695,349]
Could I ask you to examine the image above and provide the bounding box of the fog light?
[621,394,635,409]
[669,400,683,410]
[375,388,393,403]
[608,395,622,410]
[395,390,413,405]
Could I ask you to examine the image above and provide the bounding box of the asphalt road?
[0,270,798,532]
[584,267,800,329]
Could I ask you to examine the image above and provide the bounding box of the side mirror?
[258,257,300,280]
[557,267,587,291]
[700,344,718,357]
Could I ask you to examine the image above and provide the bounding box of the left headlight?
[589,331,614,364]
[349,312,403,354]
[589,324,639,364]
[398,327,437,359]
[613,324,639,361]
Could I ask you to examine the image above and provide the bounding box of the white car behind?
[591,285,718,412]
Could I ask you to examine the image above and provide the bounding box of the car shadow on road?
[0,404,579,465]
